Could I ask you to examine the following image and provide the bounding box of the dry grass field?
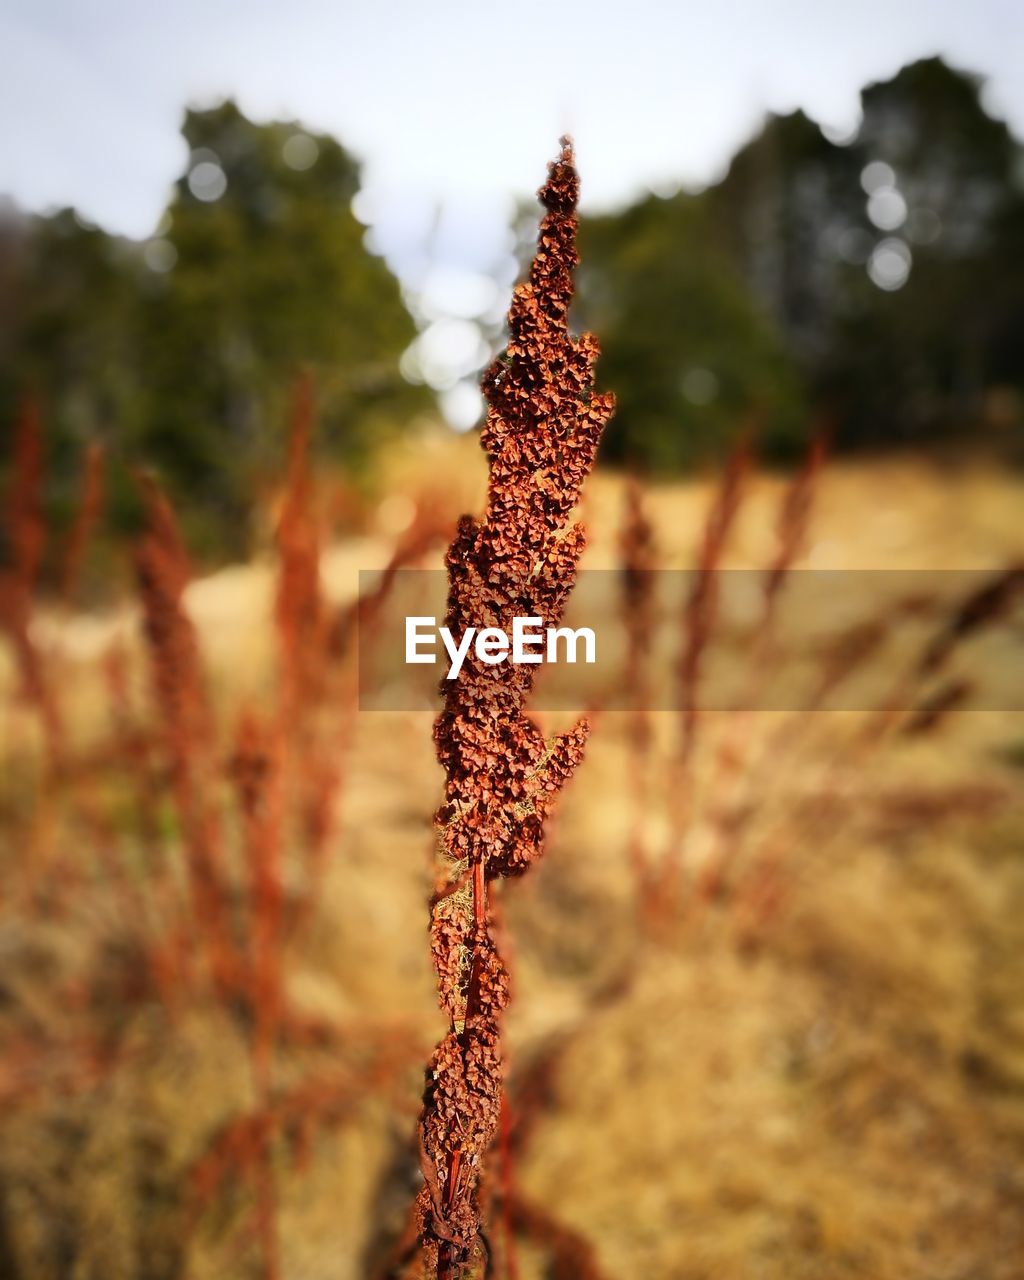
[1,438,1023,1279]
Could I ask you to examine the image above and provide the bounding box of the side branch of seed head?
[416,138,614,1275]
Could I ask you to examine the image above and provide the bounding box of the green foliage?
[579,196,806,468]
[0,101,427,554]
[3,58,1022,514]
[577,57,1024,467]
[823,59,1024,445]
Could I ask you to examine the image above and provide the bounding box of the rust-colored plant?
[61,441,105,607]
[272,375,343,909]
[619,475,658,903]
[135,474,232,992]
[657,438,748,913]
[127,404,426,1277]
[761,434,825,638]
[699,434,826,898]
[0,397,63,773]
[413,138,614,1278]
[229,707,285,1279]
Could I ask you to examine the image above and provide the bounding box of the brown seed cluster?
[416,139,614,1275]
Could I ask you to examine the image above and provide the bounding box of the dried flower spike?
[135,474,231,992]
[414,137,614,1278]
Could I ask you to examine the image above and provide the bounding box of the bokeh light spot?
[144,239,177,273]
[401,318,489,391]
[867,187,907,231]
[868,238,912,290]
[860,161,896,194]
[187,161,227,202]
[282,133,319,171]
[440,382,484,431]
[680,367,719,405]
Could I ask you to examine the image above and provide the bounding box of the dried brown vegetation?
[1,152,1023,1280]
[0,398,63,772]
[0,400,445,1280]
[413,138,613,1278]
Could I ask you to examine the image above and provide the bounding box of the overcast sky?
[3,1,1021,422]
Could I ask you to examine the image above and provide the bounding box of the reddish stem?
[438,859,489,1277]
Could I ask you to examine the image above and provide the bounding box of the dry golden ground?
[1,446,1022,1279]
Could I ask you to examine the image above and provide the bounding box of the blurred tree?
[4,60,1022,518]
[578,196,806,468]
[0,209,143,535]
[821,58,1024,446]
[577,57,1024,466]
[708,109,867,366]
[0,101,426,554]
